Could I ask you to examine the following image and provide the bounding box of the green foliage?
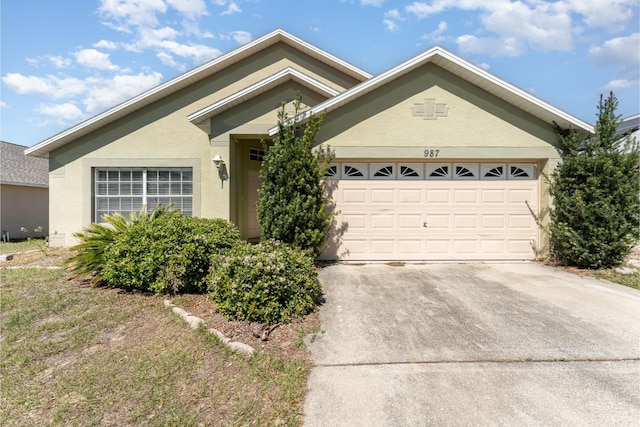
[549,92,640,269]
[65,206,161,284]
[207,240,323,325]
[102,215,240,293]
[257,95,334,258]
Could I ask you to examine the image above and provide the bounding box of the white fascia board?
[188,67,340,126]
[268,46,594,136]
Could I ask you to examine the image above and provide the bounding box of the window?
[481,164,506,180]
[324,164,339,179]
[342,164,368,179]
[371,164,395,179]
[95,168,192,222]
[426,163,451,180]
[249,147,265,162]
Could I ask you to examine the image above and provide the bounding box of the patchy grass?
[591,269,640,289]
[1,266,311,426]
[0,238,47,254]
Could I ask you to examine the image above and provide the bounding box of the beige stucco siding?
[317,64,561,160]
[0,184,48,239]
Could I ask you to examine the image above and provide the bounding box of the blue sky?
[1,0,638,147]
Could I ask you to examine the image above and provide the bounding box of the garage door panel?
[342,189,367,204]
[425,214,450,228]
[371,214,395,229]
[398,189,424,203]
[481,189,505,203]
[482,215,506,228]
[370,189,395,203]
[453,189,477,203]
[343,214,367,229]
[426,189,450,203]
[454,214,478,229]
[398,214,422,229]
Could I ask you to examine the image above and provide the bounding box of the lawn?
[1,253,312,426]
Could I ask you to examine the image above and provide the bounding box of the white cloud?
[457,34,526,57]
[165,0,208,19]
[2,73,87,99]
[35,102,85,122]
[383,9,402,32]
[98,0,167,29]
[567,0,637,31]
[589,33,640,73]
[231,31,252,45]
[75,49,120,71]
[47,56,72,69]
[0,101,8,109]
[94,39,119,50]
[422,21,448,43]
[589,33,640,92]
[362,0,386,6]
[220,1,241,16]
[602,79,639,91]
[82,72,163,113]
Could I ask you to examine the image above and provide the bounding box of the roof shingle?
[1,141,49,187]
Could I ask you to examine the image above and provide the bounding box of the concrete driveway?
[304,263,640,426]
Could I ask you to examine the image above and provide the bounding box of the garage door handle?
[423,222,428,228]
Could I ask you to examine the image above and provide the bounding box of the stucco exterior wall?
[0,184,48,239]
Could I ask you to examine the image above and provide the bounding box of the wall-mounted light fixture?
[212,154,225,169]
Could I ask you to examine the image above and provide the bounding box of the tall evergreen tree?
[549,92,639,268]
[257,96,334,258]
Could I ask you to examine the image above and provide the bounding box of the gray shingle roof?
[1,141,48,187]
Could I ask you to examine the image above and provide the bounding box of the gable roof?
[1,141,48,187]
[269,46,594,136]
[188,67,340,133]
[26,29,371,158]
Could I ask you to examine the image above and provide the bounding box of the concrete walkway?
[304,263,640,426]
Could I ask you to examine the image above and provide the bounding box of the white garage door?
[322,162,539,261]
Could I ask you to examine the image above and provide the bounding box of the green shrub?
[549,92,639,269]
[66,206,175,284]
[101,216,240,293]
[207,240,323,325]
[257,95,334,258]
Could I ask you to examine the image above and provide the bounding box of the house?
[26,29,593,261]
[1,141,49,240]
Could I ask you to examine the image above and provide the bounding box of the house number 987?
[424,149,440,158]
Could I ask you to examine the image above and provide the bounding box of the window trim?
[94,167,193,222]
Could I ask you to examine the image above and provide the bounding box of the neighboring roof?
[188,67,340,133]
[270,46,594,136]
[26,29,372,158]
[616,114,640,138]
[1,141,48,187]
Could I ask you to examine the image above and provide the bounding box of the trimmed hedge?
[101,216,240,293]
[207,240,323,325]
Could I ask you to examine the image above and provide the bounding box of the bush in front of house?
[66,206,173,284]
[100,214,241,294]
[549,92,640,269]
[257,94,335,258]
[207,240,323,325]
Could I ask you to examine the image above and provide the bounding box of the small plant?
[207,240,323,325]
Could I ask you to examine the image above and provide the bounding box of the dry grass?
[1,249,319,426]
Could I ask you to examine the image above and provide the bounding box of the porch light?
[212,154,225,169]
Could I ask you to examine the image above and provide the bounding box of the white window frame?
[507,163,535,180]
[94,167,193,222]
[453,163,479,180]
[481,163,506,180]
[370,163,396,180]
[398,163,424,180]
[341,163,369,180]
[426,163,452,180]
